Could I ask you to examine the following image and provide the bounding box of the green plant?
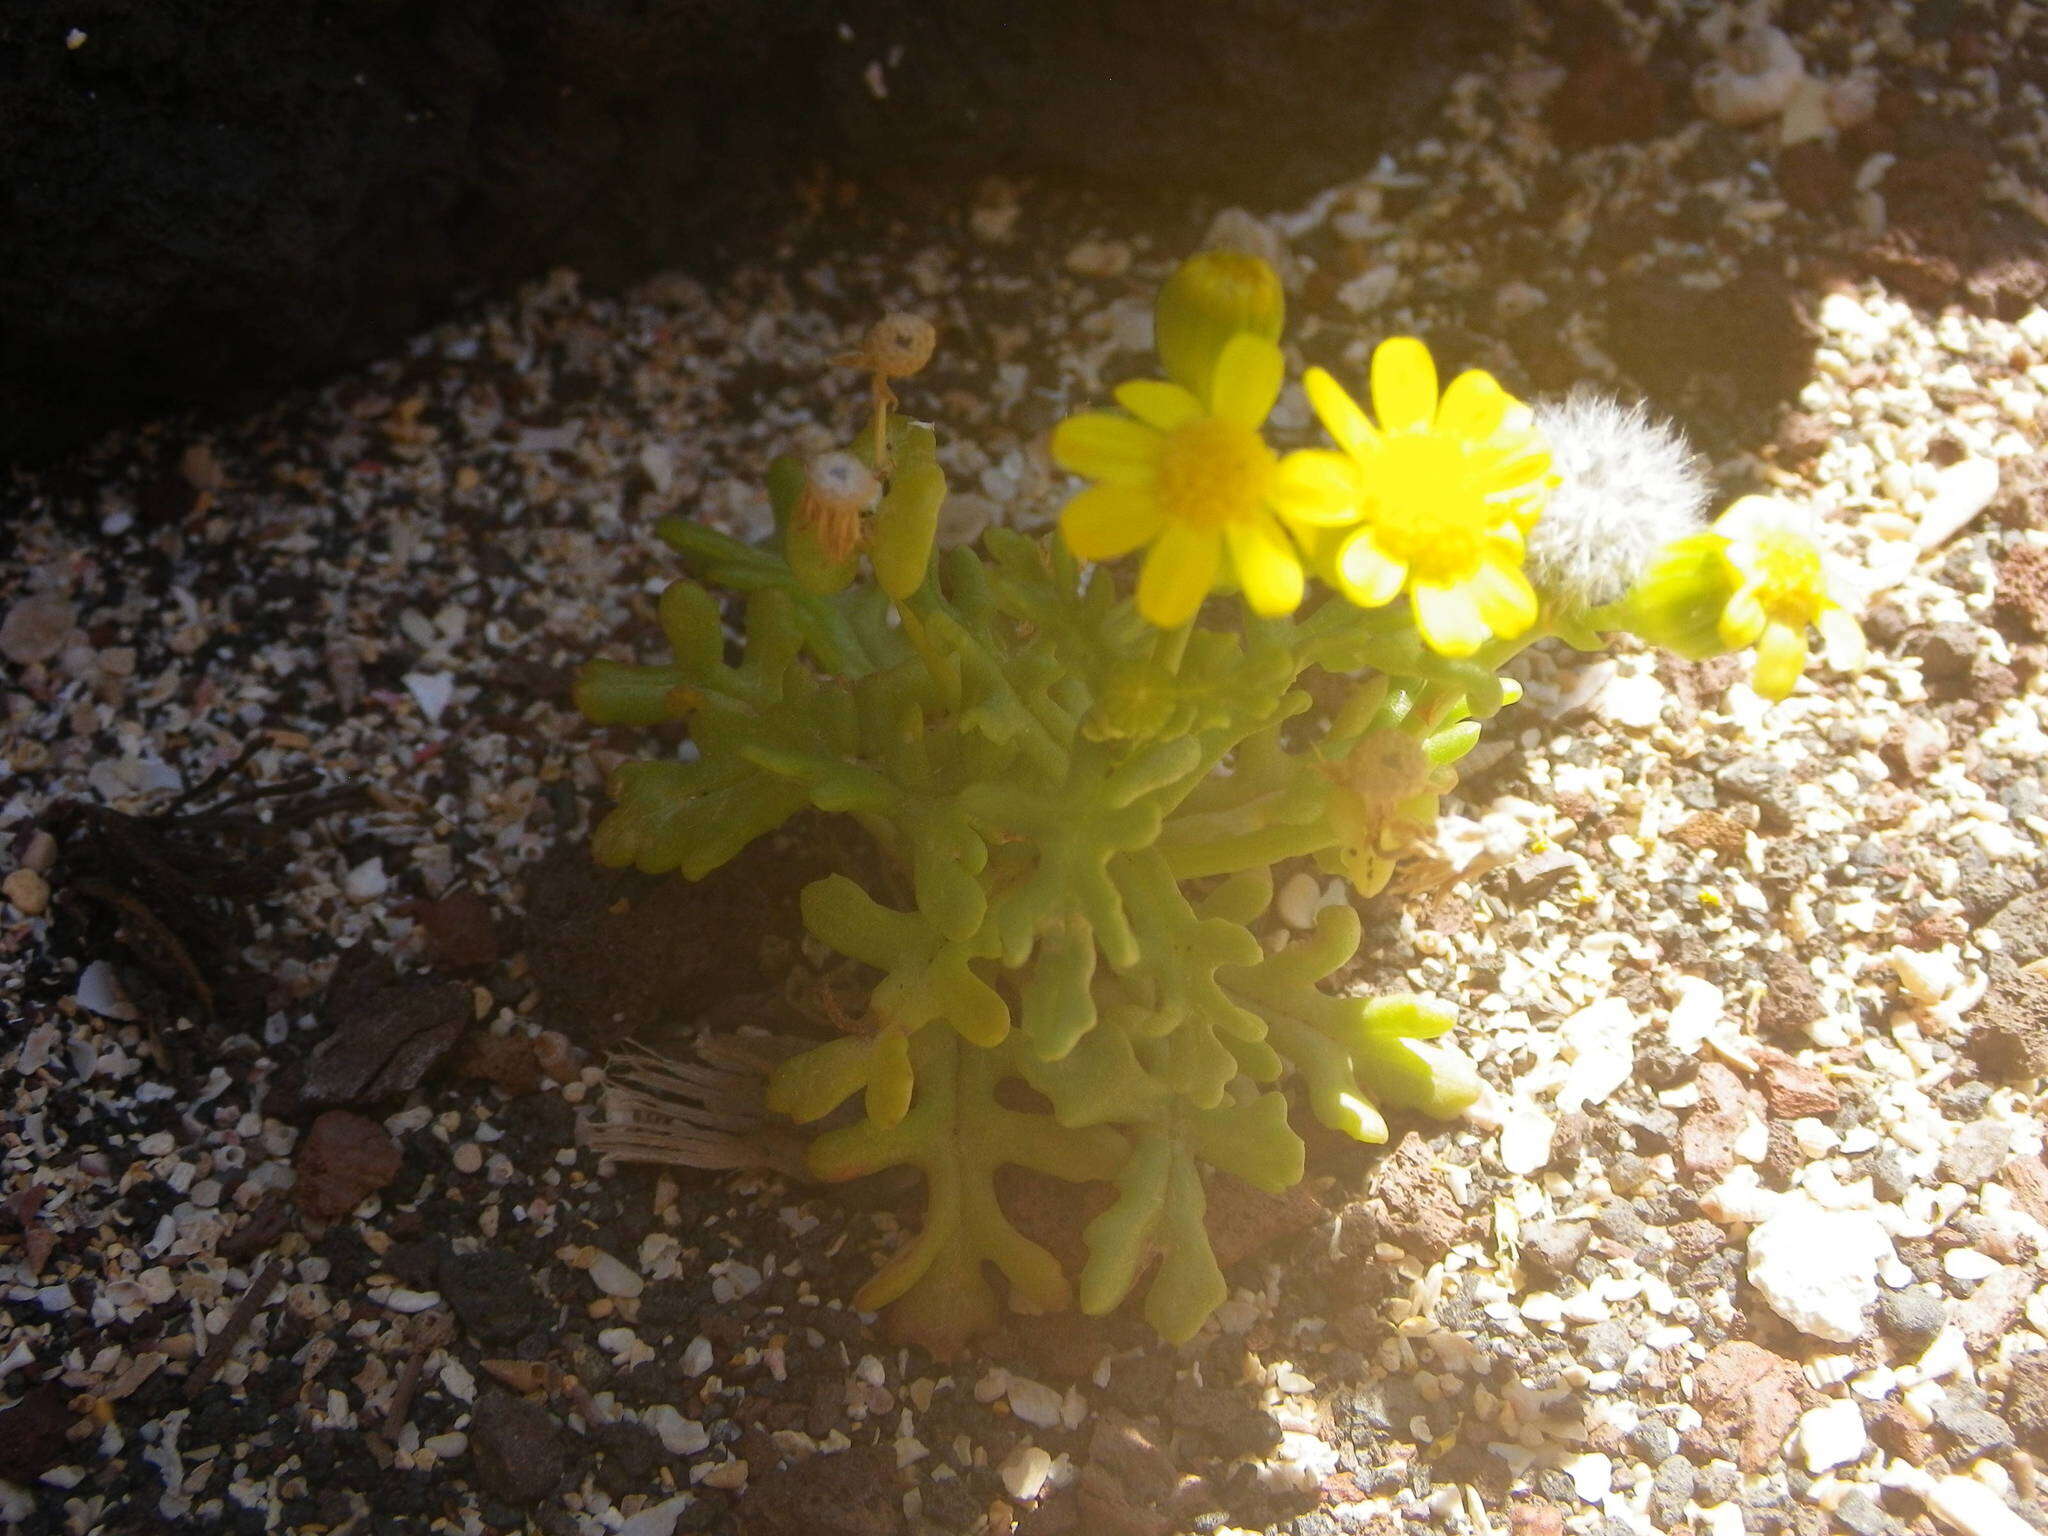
[575,258,1858,1354]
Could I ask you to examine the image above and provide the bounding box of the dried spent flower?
[843,313,937,379]
[1527,389,1711,612]
[795,451,880,563]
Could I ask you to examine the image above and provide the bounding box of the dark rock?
[439,1247,546,1345]
[738,1443,902,1536]
[1629,1421,1678,1464]
[1777,141,1853,213]
[1941,1121,2012,1188]
[1933,1401,2015,1458]
[302,948,468,1110]
[1876,1287,1945,1348]
[1590,1204,1645,1249]
[1983,890,2048,964]
[1869,1150,1914,1205]
[1520,1219,1590,1280]
[471,1393,568,1506]
[1832,1490,1897,1536]
[1904,623,1984,701]
[1966,973,2048,1079]
[587,1419,664,1481]
[1756,949,1824,1038]
[2004,1352,2048,1451]
[0,1383,77,1483]
[1580,1320,1634,1372]
[1607,267,1816,439]
[1714,757,1800,833]
[1171,1383,1283,1458]
[0,0,1507,467]
[1548,46,1665,149]
[1694,1462,1740,1505]
[1648,1455,1694,1529]
[410,891,502,973]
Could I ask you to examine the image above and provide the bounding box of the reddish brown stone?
[1364,1133,1465,1260]
[1693,1340,1805,1473]
[456,1031,543,1095]
[1777,141,1853,213]
[1867,1399,1934,1464]
[1679,1062,1750,1181]
[1994,542,2048,641]
[1670,811,1749,858]
[1754,1047,1842,1120]
[2001,1155,2048,1233]
[1548,47,1665,149]
[409,890,501,972]
[294,1110,402,1221]
[1207,1173,1325,1270]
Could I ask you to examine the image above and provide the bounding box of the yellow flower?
[1303,338,1553,657]
[1710,495,1864,700]
[1051,333,1360,628]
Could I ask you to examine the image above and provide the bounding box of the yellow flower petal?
[1435,369,1511,441]
[1060,483,1166,561]
[1470,559,1538,638]
[1225,513,1305,617]
[1208,333,1285,429]
[1370,337,1438,434]
[1270,449,1363,527]
[1304,367,1380,458]
[1412,581,1490,658]
[1718,583,1767,649]
[1136,523,1223,628]
[1335,532,1407,607]
[1050,412,1165,485]
[1112,380,1205,434]
[1752,620,1808,701]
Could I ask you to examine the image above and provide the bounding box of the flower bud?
[1602,531,1740,658]
[1155,251,1284,404]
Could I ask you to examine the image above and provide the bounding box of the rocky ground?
[6,2,2048,1534]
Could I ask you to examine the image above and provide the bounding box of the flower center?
[1366,435,1492,579]
[1156,416,1276,531]
[1749,531,1826,625]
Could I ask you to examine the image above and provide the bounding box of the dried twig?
[186,1259,283,1397]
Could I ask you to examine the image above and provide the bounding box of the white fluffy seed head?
[1526,390,1712,612]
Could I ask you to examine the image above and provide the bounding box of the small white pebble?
[343,857,388,903]
[1006,1376,1064,1430]
[585,1248,645,1299]
[1795,1398,1866,1472]
[1919,1473,2038,1536]
[1276,871,1321,931]
[1942,1248,2001,1283]
[999,1444,1053,1502]
[643,1405,710,1456]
